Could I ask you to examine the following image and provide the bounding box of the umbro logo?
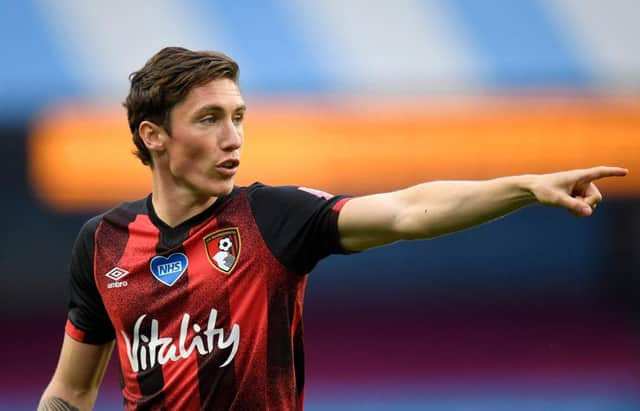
[105,267,129,289]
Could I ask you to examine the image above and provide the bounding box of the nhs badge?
[150,253,188,286]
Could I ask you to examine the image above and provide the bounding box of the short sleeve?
[66,216,115,344]
[247,183,352,274]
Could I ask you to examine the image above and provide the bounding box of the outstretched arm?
[39,334,114,411]
[337,166,628,252]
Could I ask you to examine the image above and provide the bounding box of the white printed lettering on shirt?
[121,308,240,372]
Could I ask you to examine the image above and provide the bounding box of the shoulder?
[84,197,149,231]
[101,197,148,224]
[76,196,149,243]
[240,182,352,274]
[244,182,339,206]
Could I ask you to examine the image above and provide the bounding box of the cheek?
[173,129,211,157]
[168,138,213,174]
[181,142,208,159]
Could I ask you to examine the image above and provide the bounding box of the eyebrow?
[193,104,246,117]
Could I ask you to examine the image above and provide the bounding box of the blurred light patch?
[29,97,640,212]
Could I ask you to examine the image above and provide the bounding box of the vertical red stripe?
[161,354,201,410]
[291,279,307,408]
[116,215,157,405]
[226,196,270,406]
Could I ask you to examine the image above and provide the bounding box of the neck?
[151,170,217,228]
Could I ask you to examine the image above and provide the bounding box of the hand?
[531,166,628,217]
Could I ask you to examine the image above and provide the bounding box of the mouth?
[216,159,240,177]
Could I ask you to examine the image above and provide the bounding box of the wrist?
[516,174,539,204]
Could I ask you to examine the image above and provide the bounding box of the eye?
[233,113,244,125]
[200,116,217,124]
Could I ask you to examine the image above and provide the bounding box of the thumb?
[556,194,592,217]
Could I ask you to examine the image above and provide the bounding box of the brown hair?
[124,47,239,166]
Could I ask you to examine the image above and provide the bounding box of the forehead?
[175,78,244,114]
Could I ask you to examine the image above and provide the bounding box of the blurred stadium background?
[1,0,639,410]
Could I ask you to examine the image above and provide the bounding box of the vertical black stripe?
[292,318,305,402]
[267,283,294,367]
[196,340,238,409]
[68,215,115,344]
[267,277,296,406]
[135,319,167,407]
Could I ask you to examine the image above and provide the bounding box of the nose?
[219,118,243,151]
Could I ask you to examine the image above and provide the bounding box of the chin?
[207,179,235,197]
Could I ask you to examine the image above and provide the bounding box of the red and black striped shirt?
[65,183,350,410]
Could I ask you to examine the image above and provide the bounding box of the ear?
[138,120,168,155]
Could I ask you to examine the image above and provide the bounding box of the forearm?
[395,174,537,239]
[38,382,97,411]
[339,166,626,251]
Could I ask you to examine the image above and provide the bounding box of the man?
[38,47,628,411]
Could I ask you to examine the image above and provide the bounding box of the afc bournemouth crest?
[204,227,241,274]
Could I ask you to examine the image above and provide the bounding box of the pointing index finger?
[582,166,629,181]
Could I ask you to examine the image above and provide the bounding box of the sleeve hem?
[331,197,360,255]
[65,319,86,342]
[65,318,114,345]
[331,197,351,213]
